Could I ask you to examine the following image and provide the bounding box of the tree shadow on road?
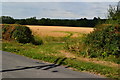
[1,58,67,73]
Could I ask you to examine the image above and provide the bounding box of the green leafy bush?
[12,25,33,43]
[32,36,43,45]
[85,24,120,58]
[2,24,43,45]
[65,24,120,63]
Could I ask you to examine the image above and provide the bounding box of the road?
[1,51,104,78]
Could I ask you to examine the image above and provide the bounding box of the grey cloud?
[2,2,117,19]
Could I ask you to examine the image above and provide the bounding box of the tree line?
[0,16,106,27]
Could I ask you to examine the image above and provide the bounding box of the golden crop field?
[27,25,94,37]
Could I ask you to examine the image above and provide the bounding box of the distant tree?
[1,16,106,27]
[0,16,15,24]
[38,18,46,25]
[26,17,37,25]
[83,18,87,20]
[15,19,26,25]
[93,17,98,20]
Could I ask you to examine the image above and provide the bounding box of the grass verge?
[2,40,119,80]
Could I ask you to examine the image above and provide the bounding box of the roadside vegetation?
[2,24,119,79]
[65,24,120,64]
[2,24,43,45]
[2,1,120,80]
[2,37,119,79]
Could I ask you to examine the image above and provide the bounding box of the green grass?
[3,40,65,62]
[2,40,119,80]
[53,31,74,37]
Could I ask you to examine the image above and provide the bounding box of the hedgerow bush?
[12,25,33,43]
[2,24,16,40]
[2,24,43,45]
[65,24,120,64]
[85,24,120,58]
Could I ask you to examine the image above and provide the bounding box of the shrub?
[32,36,43,45]
[85,24,120,58]
[83,2,120,61]
[12,25,34,43]
[2,24,43,45]
[2,24,16,40]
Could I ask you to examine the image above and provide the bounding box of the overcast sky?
[1,2,118,19]
[1,0,119,2]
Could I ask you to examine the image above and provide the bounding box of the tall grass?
[2,40,119,80]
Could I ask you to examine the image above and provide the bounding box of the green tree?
[15,19,26,25]
[26,17,37,25]
[107,1,120,24]
[0,16,15,24]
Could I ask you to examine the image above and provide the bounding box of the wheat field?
[27,25,94,37]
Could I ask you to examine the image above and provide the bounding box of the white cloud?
[40,9,81,19]
[2,2,118,19]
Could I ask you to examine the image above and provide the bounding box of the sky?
[1,2,118,19]
[1,0,120,2]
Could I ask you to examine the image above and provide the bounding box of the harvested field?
[27,25,94,37]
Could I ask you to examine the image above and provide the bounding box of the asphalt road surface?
[1,51,104,78]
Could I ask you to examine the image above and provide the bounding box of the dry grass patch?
[27,25,93,37]
[60,50,118,68]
